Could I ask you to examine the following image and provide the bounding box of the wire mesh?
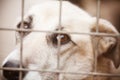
[19,0,25,80]
[0,0,120,80]
[93,0,101,79]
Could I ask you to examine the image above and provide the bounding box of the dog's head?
[2,1,120,80]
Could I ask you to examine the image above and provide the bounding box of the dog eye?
[17,21,31,29]
[52,33,71,45]
[17,21,31,37]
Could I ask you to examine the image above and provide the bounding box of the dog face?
[2,1,120,80]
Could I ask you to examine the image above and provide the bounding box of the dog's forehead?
[31,15,92,32]
[26,1,92,31]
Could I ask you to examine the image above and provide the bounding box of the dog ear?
[16,16,33,42]
[91,18,120,68]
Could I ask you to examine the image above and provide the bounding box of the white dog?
[2,1,120,80]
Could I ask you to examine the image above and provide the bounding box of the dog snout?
[2,61,25,80]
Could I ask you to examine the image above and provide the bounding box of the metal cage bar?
[0,28,119,37]
[94,0,101,74]
[56,0,63,80]
[93,0,101,79]
[1,67,120,77]
[19,0,25,80]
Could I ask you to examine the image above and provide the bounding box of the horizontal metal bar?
[0,67,120,77]
[0,28,120,37]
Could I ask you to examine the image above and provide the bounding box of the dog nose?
[2,61,25,80]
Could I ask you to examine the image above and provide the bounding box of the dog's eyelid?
[55,27,64,31]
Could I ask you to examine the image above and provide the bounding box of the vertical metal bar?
[19,0,25,80]
[57,0,63,80]
[57,0,63,69]
[96,0,100,33]
[58,0,62,28]
[93,0,101,79]
[95,0,101,72]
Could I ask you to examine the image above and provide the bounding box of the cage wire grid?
[0,0,120,80]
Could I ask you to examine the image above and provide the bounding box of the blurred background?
[0,0,120,80]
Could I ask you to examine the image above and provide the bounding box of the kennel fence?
[0,0,120,80]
